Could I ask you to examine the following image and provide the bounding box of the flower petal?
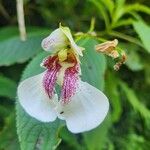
[41,28,68,52]
[56,81,109,133]
[60,26,84,56]
[17,73,58,122]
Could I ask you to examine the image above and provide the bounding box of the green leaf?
[0,30,49,66]
[119,81,150,120]
[83,116,111,150]
[16,38,107,149]
[0,26,19,41]
[90,0,110,29]
[98,0,115,18]
[133,20,150,52]
[105,72,122,123]
[0,26,49,41]
[78,38,106,90]
[59,128,82,150]
[125,3,150,15]
[0,76,17,99]
[0,112,20,150]
[126,50,143,71]
[112,0,125,24]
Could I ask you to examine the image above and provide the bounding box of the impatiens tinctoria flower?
[17,25,109,133]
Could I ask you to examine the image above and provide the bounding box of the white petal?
[41,28,68,52]
[55,81,109,133]
[17,72,58,122]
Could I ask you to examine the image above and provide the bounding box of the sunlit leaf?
[125,3,150,15]
[133,20,150,52]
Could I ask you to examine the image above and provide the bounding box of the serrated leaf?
[0,30,49,66]
[0,76,17,99]
[133,20,150,52]
[16,38,107,149]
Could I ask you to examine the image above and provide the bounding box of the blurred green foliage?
[0,0,150,150]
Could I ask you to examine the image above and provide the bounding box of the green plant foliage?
[119,43,144,71]
[83,116,111,150]
[133,20,150,52]
[119,81,150,121]
[0,29,49,66]
[0,113,20,150]
[105,72,122,123]
[0,0,150,149]
[0,76,17,99]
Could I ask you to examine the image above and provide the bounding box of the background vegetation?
[0,0,150,149]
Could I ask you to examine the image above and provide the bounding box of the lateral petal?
[17,73,58,122]
[56,81,109,133]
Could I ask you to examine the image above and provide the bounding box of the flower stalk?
[16,0,27,41]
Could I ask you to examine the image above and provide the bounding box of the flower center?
[42,52,80,103]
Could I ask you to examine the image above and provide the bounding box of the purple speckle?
[42,56,61,98]
[61,64,80,103]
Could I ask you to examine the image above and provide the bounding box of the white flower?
[18,73,109,133]
[17,25,109,133]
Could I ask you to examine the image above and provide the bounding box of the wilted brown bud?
[95,39,119,58]
[114,52,127,71]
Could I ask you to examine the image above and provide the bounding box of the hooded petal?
[60,26,84,56]
[17,72,58,122]
[55,81,109,133]
[41,28,68,52]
